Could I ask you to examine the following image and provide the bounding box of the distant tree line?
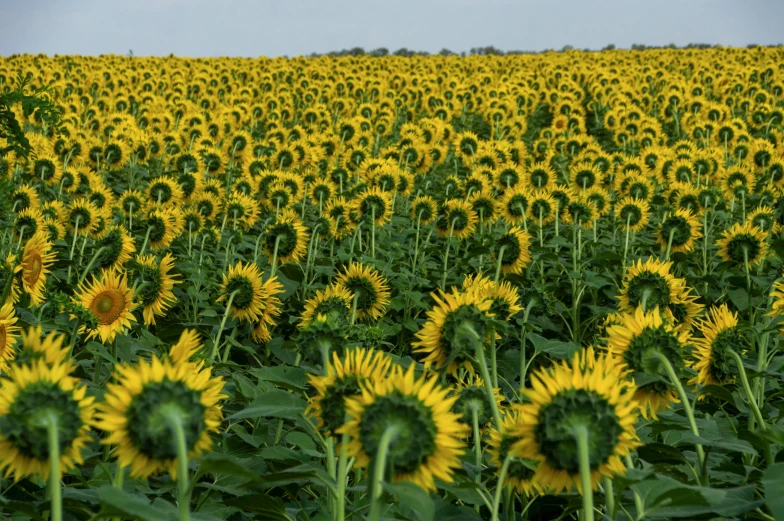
[304,42,783,58]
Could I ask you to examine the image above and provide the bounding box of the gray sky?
[1,0,782,57]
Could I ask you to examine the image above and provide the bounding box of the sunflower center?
[500,435,537,483]
[360,195,386,221]
[625,272,671,311]
[25,253,43,287]
[319,375,361,435]
[454,386,492,426]
[0,382,83,461]
[126,379,207,460]
[530,170,549,188]
[178,173,196,197]
[535,389,621,473]
[197,200,214,217]
[709,329,746,383]
[625,325,684,394]
[359,391,438,475]
[660,216,692,247]
[506,195,528,217]
[446,210,469,232]
[575,170,595,188]
[726,234,762,264]
[91,290,124,324]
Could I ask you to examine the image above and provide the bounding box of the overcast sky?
[1,0,782,57]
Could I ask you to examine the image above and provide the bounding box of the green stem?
[79,247,109,284]
[335,435,350,521]
[471,406,482,481]
[603,477,615,519]
[465,325,503,430]
[46,413,62,521]
[624,455,645,517]
[494,245,506,283]
[520,304,533,387]
[371,206,376,258]
[650,351,706,474]
[575,425,594,521]
[368,425,401,521]
[743,246,752,296]
[491,456,511,521]
[441,218,458,290]
[622,214,632,268]
[138,225,153,257]
[727,349,766,431]
[349,292,360,325]
[210,290,239,362]
[270,234,283,275]
[664,227,675,261]
[168,415,191,521]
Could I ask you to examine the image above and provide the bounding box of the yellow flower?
[18,232,56,307]
[73,269,137,343]
[716,222,768,267]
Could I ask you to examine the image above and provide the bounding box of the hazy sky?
[1,0,782,57]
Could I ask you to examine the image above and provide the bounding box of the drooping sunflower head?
[501,188,531,226]
[14,208,44,241]
[300,284,353,328]
[144,208,182,252]
[413,289,494,376]
[250,274,285,345]
[411,195,438,226]
[716,222,769,267]
[73,269,137,343]
[604,306,691,419]
[437,199,477,240]
[264,213,309,266]
[463,274,523,322]
[94,226,136,272]
[334,262,390,322]
[487,408,542,496]
[0,360,95,481]
[616,197,650,232]
[511,347,640,495]
[689,304,746,387]
[496,226,532,275]
[527,190,556,227]
[354,186,393,227]
[19,231,56,308]
[451,375,504,432]
[218,261,267,324]
[222,192,260,231]
[339,363,468,492]
[746,206,775,233]
[134,253,180,326]
[657,209,702,254]
[307,347,393,438]
[618,257,684,314]
[95,355,226,479]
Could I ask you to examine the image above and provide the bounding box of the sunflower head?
[218,261,267,324]
[511,347,640,494]
[690,304,746,387]
[19,231,56,308]
[716,222,769,267]
[496,226,532,275]
[618,257,684,314]
[451,376,504,431]
[73,269,136,343]
[658,209,702,254]
[15,326,70,368]
[487,409,542,496]
[334,263,390,322]
[339,364,468,492]
[264,213,309,266]
[0,303,20,371]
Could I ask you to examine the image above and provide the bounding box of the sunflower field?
[0,47,784,521]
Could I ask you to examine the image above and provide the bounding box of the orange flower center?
[91,290,124,325]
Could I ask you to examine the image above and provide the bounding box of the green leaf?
[763,463,784,520]
[385,482,434,521]
[229,389,306,419]
[251,365,309,391]
[637,443,688,465]
[223,494,294,521]
[97,486,178,521]
[727,287,750,311]
[196,453,260,481]
[527,333,579,360]
[677,432,758,456]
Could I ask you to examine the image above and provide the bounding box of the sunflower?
[411,195,438,226]
[95,354,226,479]
[617,258,684,314]
[511,347,640,494]
[527,190,557,227]
[15,326,70,368]
[307,347,393,437]
[657,209,703,254]
[119,189,145,217]
[0,303,20,371]
[334,262,390,322]
[250,275,285,344]
[746,206,775,232]
[143,208,182,252]
[463,275,523,322]
[354,186,393,227]
[562,199,597,229]
[73,269,137,343]
[413,289,494,376]
[94,226,136,272]
[134,253,180,326]
[148,176,184,207]
[264,212,309,266]
[670,285,705,333]
[193,192,219,221]
[14,208,45,241]
[604,307,691,419]
[339,363,467,492]
[217,261,269,324]
[437,199,477,239]
[42,218,65,243]
[299,284,353,328]
[716,222,769,267]
[451,375,504,432]
[689,304,746,387]
[0,359,95,481]
[495,226,533,275]
[501,187,531,226]
[616,197,650,232]
[18,232,56,307]
[221,192,260,231]
[66,198,99,235]
[487,409,542,496]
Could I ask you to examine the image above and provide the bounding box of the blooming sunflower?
[18,232,56,307]
[411,195,438,226]
[462,274,523,322]
[307,347,393,437]
[511,347,640,494]
[339,363,467,492]
[487,408,542,496]
[15,326,70,368]
[299,284,353,328]
[495,226,532,275]
[217,261,268,324]
[250,275,285,344]
[134,253,180,326]
[73,269,137,343]
[413,289,494,376]
[143,208,182,252]
[94,225,136,272]
[689,304,747,386]
[0,303,20,371]
[716,222,769,267]
[95,355,226,479]
[334,262,390,322]
[657,209,703,254]
[451,375,504,433]
[264,212,309,266]
[604,307,691,419]
[354,186,393,227]
[616,197,650,232]
[222,192,260,231]
[617,257,684,314]
[437,199,477,239]
[0,253,21,306]
[0,359,95,481]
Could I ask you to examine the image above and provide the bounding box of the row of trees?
[306,43,782,58]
